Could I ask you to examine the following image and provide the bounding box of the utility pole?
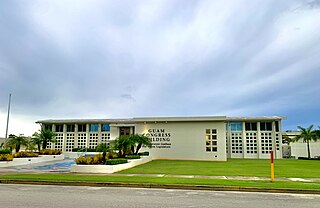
[5,93,11,141]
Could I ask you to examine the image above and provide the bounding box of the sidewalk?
[109,173,320,182]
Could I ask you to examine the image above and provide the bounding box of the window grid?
[205,129,217,152]
[89,133,99,149]
[47,142,52,149]
[275,133,280,151]
[226,132,228,154]
[65,133,75,152]
[78,124,87,132]
[261,132,273,154]
[246,132,257,154]
[77,133,87,148]
[101,133,110,143]
[231,132,243,154]
[54,133,64,151]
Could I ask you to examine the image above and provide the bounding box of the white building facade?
[36,116,283,161]
[283,131,320,158]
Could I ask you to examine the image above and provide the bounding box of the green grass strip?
[119,159,320,178]
[1,173,320,190]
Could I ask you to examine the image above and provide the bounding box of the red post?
[270,150,275,182]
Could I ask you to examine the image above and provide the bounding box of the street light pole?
[5,93,11,141]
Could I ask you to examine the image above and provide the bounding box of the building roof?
[226,116,284,121]
[36,115,284,124]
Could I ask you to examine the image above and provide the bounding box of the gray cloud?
[1,0,320,135]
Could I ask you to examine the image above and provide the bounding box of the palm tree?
[130,134,152,155]
[294,125,317,159]
[31,132,43,152]
[25,137,37,152]
[114,136,134,157]
[0,142,4,150]
[39,129,56,150]
[96,143,110,164]
[6,134,28,153]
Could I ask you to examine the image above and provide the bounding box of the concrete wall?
[291,141,320,158]
[70,156,152,173]
[136,121,226,161]
[0,154,65,167]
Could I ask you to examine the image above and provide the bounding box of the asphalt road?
[0,184,320,208]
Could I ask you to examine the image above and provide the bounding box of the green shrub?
[91,154,104,164]
[39,149,62,155]
[75,156,92,165]
[13,151,39,158]
[75,154,105,165]
[0,154,13,161]
[126,155,141,159]
[138,151,149,156]
[0,149,11,154]
[105,158,128,165]
[106,151,118,160]
[72,148,97,152]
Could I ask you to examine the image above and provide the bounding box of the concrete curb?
[1,179,320,195]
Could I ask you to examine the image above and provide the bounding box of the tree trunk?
[37,144,41,153]
[131,145,135,155]
[135,143,142,155]
[102,151,106,164]
[42,140,47,150]
[307,140,311,159]
[16,144,20,153]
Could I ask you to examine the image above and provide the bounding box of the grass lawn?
[1,173,320,190]
[119,159,320,178]
[0,159,319,191]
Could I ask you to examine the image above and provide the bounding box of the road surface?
[0,184,319,208]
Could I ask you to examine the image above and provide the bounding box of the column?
[257,121,261,159]
[74,124,78,148]
[52,124,56,150]
[242,122,247,158]
[62,124,67,152]
[98,124,102,144]
[86,124,90,148]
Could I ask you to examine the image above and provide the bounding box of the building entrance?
[119,127,131,136]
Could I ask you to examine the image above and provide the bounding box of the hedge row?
[13,151,39,158]
[126,155,141,159]
[72,148,97,152]
[0,149,11,154]
[40,149,62,155]
[105,158,128,165]
[138,151,149,156]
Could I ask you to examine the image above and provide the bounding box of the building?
[283,131,320,158]
[36,116,283,161]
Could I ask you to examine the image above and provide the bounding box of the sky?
[0,0,320,137]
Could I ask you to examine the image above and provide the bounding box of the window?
[231,132,243,154]
[44,124,52,131]
[246,132,257,154]
[101,124,110,132]
[275,121,279,132]
[205,129,217,152]
[78,124,87,132]
[230,122,242,131]
[90,124,98,132]
[55,124,63,132]
[260,122,272,131]
[66,124,75,132]
[261,132,273,154]
[245,122,257,131]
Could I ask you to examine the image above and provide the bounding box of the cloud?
[0,0,320,136]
